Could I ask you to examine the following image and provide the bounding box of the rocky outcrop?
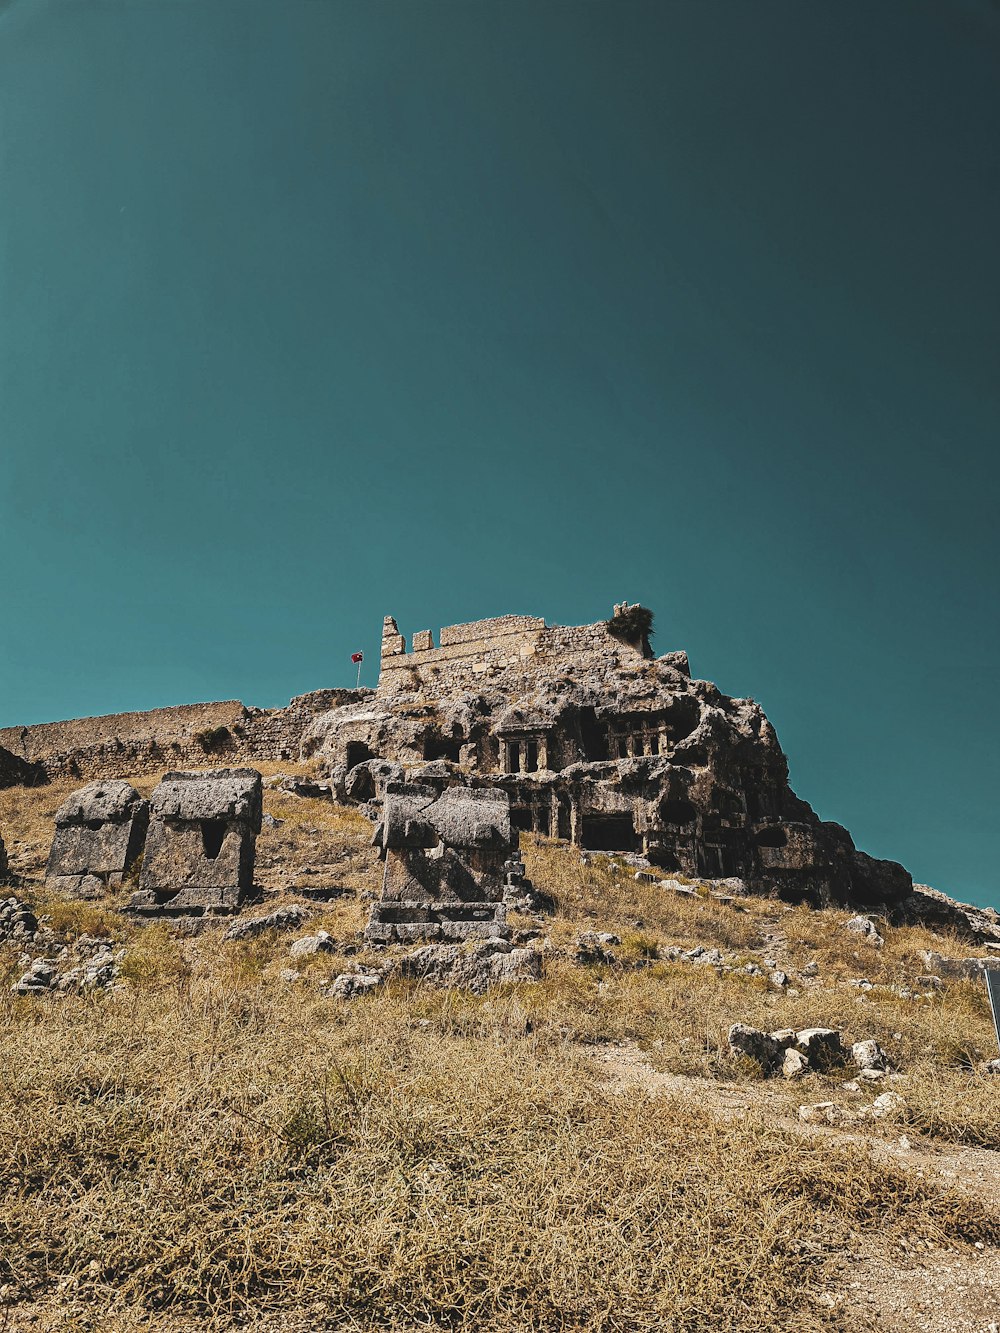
[304,606,912,910]
[0,744,45,790]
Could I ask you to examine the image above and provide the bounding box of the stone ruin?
[125,768,263,916]
[365,785,516,943]
[45,780,149,898]
[304,604,914,912]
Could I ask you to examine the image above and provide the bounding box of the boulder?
[289,931,335,958]
[327,971,384,1000]
[390,940,542,994]
[728,1024,783,1073]
[842,916,884,948]
[794,1029,844,1069]
[223,904,311,941]
[575,932,621,964]
[852,1039,891,1073]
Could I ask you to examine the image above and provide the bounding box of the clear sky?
[1,1,998,906]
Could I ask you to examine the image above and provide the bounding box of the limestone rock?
[782,1048,810,1080]
[575,932,621,964]
[852,1039,891,1073]
[794,1029,844,1069]
[872,1092,907,1119]
[728,1024,783,1073]
[843,916,884,947]
[223,904,311,941]
[0,896,38,943]
[327,971,384,999]
[45,780,148,897]
[289,931,335,958]
[132,769,262,916]
[390,940,542,994]
[798,1102,844,1126]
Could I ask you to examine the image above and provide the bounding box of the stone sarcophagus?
[45,781,149,898]
[129,768,262,916]
[365,784,514,944]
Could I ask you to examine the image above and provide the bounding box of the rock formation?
[305,605,911,909]
[127,768,262,916]
[45,781,149,898]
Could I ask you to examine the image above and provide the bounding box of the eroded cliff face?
[302,608,911,909]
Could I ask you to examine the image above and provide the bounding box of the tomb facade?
[128,768,262,916]
[45,781,149,898]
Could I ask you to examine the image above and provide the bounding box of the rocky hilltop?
[304,604,912,912]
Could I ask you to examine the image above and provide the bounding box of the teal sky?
[1,2,998,906]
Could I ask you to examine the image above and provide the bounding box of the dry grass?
[2,978,997,1333]
[2,785,1000,1328]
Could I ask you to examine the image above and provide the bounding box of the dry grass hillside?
[2,771,1000,1332]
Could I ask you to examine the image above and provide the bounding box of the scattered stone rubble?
[728,1023,893,1080]
[128,768,263,916]
[327,938,543,998]
[45,780,148,898]
[13,936,122,996]
[0,895,38,943]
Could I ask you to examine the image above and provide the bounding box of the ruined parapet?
[128,768,262,916]
[45,781,149,898]
[365,784,514,944]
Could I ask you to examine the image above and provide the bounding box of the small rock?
[801,961,819,977]
[223,905,311,941]
[983,1059,1000,1075]
[574,932,620,964]
[798,1102,844,1126]
[771,970,789,987]
[843,916,884,948]
[782,1048,810,1080]
[289,931,335,958]
[852,1039,891,1073]
[327,971,383,1000]
[795,1028,844,1068]
[872,1091,907,1119]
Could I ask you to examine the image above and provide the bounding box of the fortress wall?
[0,689,370,783]
[377,615,645,696]
[378,616,547,694]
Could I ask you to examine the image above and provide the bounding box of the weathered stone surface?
[0,895,38,942]
[365,785,517,944]
[843,915,884,947]
[575,932,621,964]
[794,1028,844,1068]
[289,931,335,957]
[45,781,148,897]
[388,940,542,993]
[131,769,262,916]
[872,1091,907,1119]
[0,745,45,790]
[798,1102,844,1125]
[852,1039,891,1073]
[782,1048,810,1080]
[328,970,384,999]
[13,936,121,995]
[728,1024,783,1073]
[223,904,310,940]
[304,606,913,912]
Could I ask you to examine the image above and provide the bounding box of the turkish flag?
[351,652,363,663]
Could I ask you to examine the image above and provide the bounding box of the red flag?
[351,652,363,663]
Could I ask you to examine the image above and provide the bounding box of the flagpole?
[356,657,362,688]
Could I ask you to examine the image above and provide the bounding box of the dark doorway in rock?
[661,799,697,825]
[579,707,608,762]
[346,742,373,770]
[201,820,227,860]
[511,808,533,832]
[524,740,539,772]
[424,734,462,762]
[580,814,637,852]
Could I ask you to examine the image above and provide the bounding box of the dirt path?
[594,1042,1000,1333]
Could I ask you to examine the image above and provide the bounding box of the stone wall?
[377,613,646,698]
[0,689,369,783]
